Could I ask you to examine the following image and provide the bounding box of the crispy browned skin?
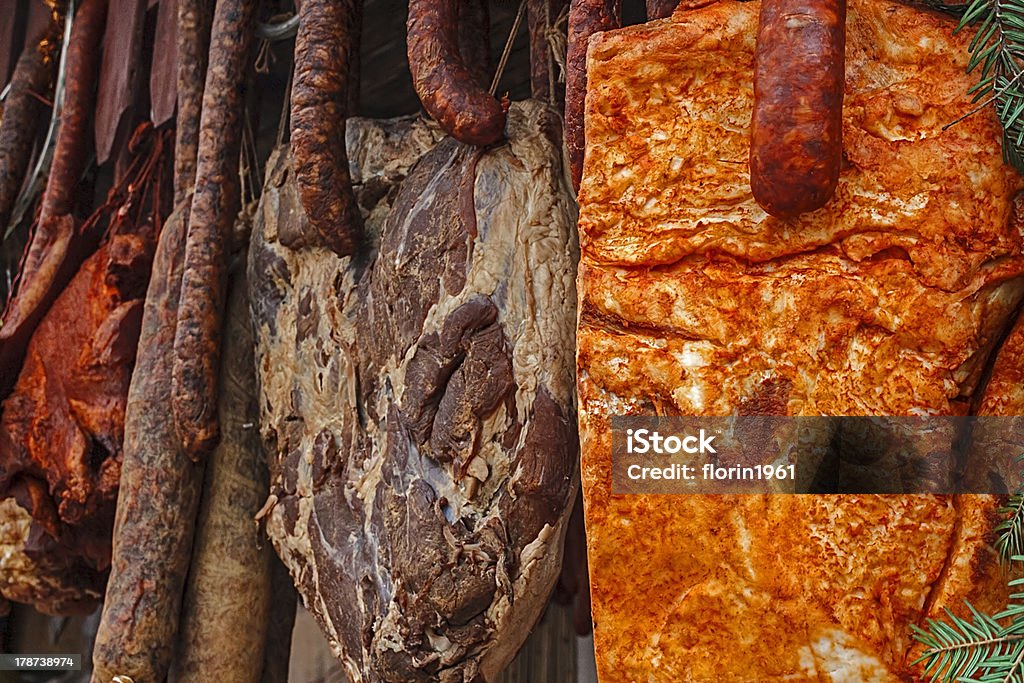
[407,0,505,146]
[174,0,212,205]
[91,208,204,683]
[171,0,255,458]
[290,0,363,257]
[646,0,679,18]
[566,0,619,191]
[0,26,56,230]
[750,0,846,218]
[0,0,107,400]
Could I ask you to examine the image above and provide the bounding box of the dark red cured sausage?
[174,0,212,205]
[407,0,505,147]
[566,0,619,192]
[0,26,57,231]
[290,0,363,257]
[171,0,256,457]
[749,0,846,218]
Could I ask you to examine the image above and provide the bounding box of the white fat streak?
[809,629,893,682]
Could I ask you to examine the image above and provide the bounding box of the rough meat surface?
[577,1,1024,680]
[0,233,153,614]
[250,101,579,682]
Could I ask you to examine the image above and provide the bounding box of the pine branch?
[997,495,1024,566]
[910,476,1024,681]
[917,0,1024,171]
[912,604,1024,682]
[956,0,1024,170]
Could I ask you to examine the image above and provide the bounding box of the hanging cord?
[490,0,528,97]
[545,3,569,97]
[256,13,298,41]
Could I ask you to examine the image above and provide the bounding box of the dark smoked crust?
[458,0,491,89]
[291,0,363,257]
[0,26,56,230]
[407,0,506,147]
[91,208,207,683]
[40,0,106,226]
[0,0,107,400]
[251,112,576,680]
[174,0,213,204]
[646,0,680,19]
[566,0,620,191]
[171,0,256,458]
[750,0,846,218]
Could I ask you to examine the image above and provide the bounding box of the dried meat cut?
[576,0,1024,680]
[0,231,154,615]
[249,101,578,681]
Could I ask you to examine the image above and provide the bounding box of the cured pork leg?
[250,101,579,682]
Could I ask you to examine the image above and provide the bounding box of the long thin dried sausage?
[749,0,845,218]
[90,206,204,683]
[0,26,57,231]
[407,0,505,147]
[91,2,213,677]
[171,0,256,457]
[290,0,363,256]
[168,263,271,683]
[566,0,619,191]
[39,0,106,228]
[174,0,212,205]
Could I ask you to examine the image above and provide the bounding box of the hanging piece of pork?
[250,100,578,682]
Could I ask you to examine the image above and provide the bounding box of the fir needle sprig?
[911,456,1024,682]
[921,0,1024,171]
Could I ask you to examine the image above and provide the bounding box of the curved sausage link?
[750,0,846,218]
[171,0,256,458]
[290,0,363,257]
[566,0,620,192]
[407,0,505,147]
